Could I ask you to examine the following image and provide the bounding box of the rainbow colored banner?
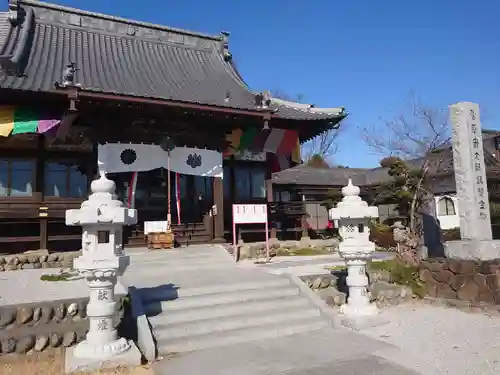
[0,106,61,137]
[225,127,300,158]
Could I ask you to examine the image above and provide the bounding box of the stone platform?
[445,239,500,261]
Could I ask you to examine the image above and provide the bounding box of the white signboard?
[144,220,171,234]
[232,204,269,261]
[232,204,268,224]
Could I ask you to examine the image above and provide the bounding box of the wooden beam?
[59,89,272,118]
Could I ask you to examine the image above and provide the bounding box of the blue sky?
[27,0,500,167]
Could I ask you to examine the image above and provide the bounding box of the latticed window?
[0,159,35,197]
[438,197,456,216]
[44,161,88,198]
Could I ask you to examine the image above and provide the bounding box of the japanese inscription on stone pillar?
[449,101,492,240]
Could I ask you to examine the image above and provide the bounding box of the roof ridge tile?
[19,0,223,42]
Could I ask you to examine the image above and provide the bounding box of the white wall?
[434,194,459,230]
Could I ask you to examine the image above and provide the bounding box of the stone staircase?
[138,272,330,355]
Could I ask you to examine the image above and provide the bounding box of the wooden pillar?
[228,155,235,202]
[266,179,276,239]
[39,214,48,250]
[212,176,225,243]
[300,194,309,240]
[37,136,48,250]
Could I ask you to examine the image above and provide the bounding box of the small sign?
[232,204,267,224]
[232,204,269,261]
[144,220,171,234]
[234,150,267,162]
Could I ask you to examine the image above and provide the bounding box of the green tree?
[374,156,432,233]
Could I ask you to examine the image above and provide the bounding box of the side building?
[0,0,346,253]
[270,130,500,234]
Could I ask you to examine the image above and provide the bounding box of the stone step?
[144,284,299,314]
[157,318,329,354]
[128,249,227,262]
[128,263,233,275]
[148,295,310,326]
[141,278,291,305]
[175,235,213,246]
[153,306,322,340]
[128,255,233,269]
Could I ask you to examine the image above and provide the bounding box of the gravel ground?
[361,302,500,375]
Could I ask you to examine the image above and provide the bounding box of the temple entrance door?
[177,175,213,224]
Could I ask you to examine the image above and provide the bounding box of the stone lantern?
[65,172,140,372]
[329,179,379,317]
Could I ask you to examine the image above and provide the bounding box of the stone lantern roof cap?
[329,179,379,220]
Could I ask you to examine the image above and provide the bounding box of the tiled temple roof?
[0,0,347,125]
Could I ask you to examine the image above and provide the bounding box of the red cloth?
[277,130,298,155]
[249,129,271,152]
[269,154,281,173]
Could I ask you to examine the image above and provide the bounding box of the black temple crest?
[186,153,202,168]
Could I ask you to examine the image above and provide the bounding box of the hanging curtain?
[98,143,223,178]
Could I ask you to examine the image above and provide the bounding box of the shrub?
[368,259,425,298]
[369,221,396,249]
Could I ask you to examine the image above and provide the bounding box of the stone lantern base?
[340,301,378,317]
[65,339,142,374]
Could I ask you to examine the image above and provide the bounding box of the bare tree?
[363,93,450,159]
[301,130,342,162]
[364,94,452,255]
[271,90,341,162]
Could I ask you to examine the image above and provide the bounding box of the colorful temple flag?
[291,138,301,164]
[263,128,286,153]
[226,127,299,156]
[249,129,270,152]
[238,127,257,150]
[277,129,299,155]
[0,106,14,136]
[0,106,61,137]
[12,108,39,134]
[269,154,291,173]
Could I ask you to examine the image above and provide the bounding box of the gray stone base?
[64,341,142,373]
[445,239,500,260]
[340,314,390,332]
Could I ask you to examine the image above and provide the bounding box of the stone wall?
[419,258,500,304]
[0,251,81,271]
[238,238,339,260]
[0,296,125,354]
[301,271,413,309]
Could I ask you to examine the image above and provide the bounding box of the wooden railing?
[0,195,84,254]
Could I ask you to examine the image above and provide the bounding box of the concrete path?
[122,246,418,375]
[236,251,394,277]
[153,329,419,375]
